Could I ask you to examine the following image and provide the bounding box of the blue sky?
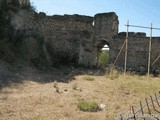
[30,0,160,36]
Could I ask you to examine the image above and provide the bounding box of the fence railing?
[119,91,160,120]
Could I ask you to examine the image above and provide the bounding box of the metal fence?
[119,91,160,120]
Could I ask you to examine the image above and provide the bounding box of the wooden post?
[124,21,129,76]
[147,23,152,79]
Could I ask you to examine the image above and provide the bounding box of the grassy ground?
[0,68,160,120]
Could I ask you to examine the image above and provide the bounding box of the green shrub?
[83,76,94,81]
[77,101,100,112]
[98,50,109,68]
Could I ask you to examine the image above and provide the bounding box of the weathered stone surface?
[94,12,119,43]
[39,14,94,66]
[93,12,119,66]
[2,0,118,67]
[109,32,160,71]
[0,0,159,72]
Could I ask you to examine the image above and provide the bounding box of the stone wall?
[151,37,160,70]
[94,12,118,44]
[0,0,159,71]
[38,12,118,66]
[109,32,160,72]
[93,13,119,65]
[4,0,118,67]
[39,14,95,66]
[9,9,95,66]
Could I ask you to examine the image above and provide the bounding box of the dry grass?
[0,71,160,120]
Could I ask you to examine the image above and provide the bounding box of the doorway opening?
[95,40,110,68]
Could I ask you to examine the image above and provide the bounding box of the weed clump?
[77,101,100,112]
[72,83,78,90]
[106,65,119,80]
[83,76,95,81]
[98,50,109,68]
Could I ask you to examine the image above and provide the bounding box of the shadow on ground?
[0,63,106,89]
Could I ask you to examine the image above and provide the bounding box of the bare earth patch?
[0,69,160,120]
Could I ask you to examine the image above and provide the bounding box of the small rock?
[99,103,106,109]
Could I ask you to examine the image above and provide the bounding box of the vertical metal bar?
[124,20,129,76]
[145,98,151,114]
[151,96,160,119]
[132,106,136,120]
[150,96,157,112]
[140,101,146,120]
[119,113,123,120]
[147,23,152,79]
[155,93,160,107]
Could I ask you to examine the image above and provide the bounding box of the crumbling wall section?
[93,12,119,65]
[8,3,95,67]
[110,32,160,71]
[151,37,160,70]
[94,12,119,44]
[38,13,94,66]
[1,0,159,70]
[1,0,121,67]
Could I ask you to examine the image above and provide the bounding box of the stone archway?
[94,39,110,66]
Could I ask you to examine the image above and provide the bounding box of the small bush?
[106,65,119,80]
[83,76,94,81]
[77,101,100,112]
[98,50,109,68]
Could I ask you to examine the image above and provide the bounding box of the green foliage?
[98,50,109,68]
[83,76,95,81]
[77,101,100,112]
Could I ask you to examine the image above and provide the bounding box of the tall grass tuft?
[106,65,119,80]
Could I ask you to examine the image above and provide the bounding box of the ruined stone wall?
[94,12,118,44]
[9,9,95,66]
[38,13,94,66]
[6,0,118,67]
[109,32,160,71]
[93,13,119,65]
[151,37,160,70]
[1,0,159,70]
[36,12,119,66]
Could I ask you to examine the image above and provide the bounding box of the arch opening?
[94,40,110,68]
